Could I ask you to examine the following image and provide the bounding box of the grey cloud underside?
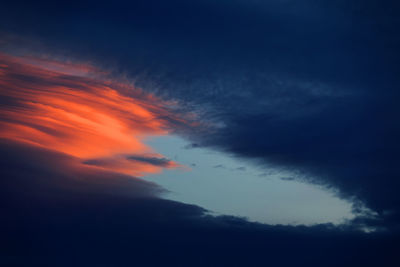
[126,155,172,167]
[1,0,400,230]
[83,155,173,168]
[0,140,164,198]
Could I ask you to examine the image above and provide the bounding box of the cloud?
[280,177,295,181]
[83,154,179,176]
[183,143,201,149]
[0,140,163,199]
[126,155,174,167]
[1,140,399,266]
[0,53,191,177]
[213,164,225,169]
[1,1,399,228]
[1,0,400,265]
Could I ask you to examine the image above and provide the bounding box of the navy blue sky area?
[1,0,400,266]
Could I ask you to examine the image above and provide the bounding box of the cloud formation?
[0,53,187,176]
[1,140,399,267]
[1,0,399,229]
[1,1,400,265]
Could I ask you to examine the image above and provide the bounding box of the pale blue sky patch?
[143,136,356,226]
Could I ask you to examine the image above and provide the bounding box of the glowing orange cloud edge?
[0,53,190,177]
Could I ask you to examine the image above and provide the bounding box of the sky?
[1,0,400,266]
[145,135,357,226]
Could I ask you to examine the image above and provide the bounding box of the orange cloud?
[0,53,185,177]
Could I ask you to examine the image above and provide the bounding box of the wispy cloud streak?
[0,53,186,176]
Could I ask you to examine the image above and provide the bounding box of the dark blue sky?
[1,0,400,266]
